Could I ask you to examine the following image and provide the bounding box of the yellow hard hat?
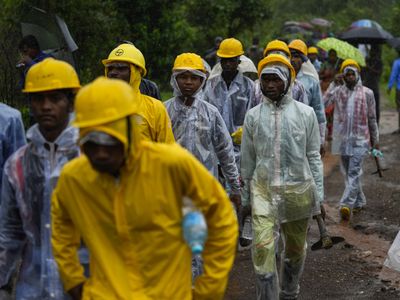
[257,54,296,82]
[102,43,147,76]
[308,46,318,55]
[340,59,361,73]
[173,53,206,72]
[73,77,136,129]
[288,39,308,56]
[23,58,81,93]
[263,40,290,58]
[217,38,244,58]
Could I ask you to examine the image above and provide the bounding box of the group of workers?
[0,33,379,300]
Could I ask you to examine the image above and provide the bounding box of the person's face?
[308,53,317,62]
[290,51,303,74]
[328,50,337,63]
[220,57,240,74]
[106,63,131,83]
[83,141,125,176]
[260,73,285,102]
[176,71,203,97]
[21,45,38,59]
[30,90,72,133]
[344,69,357,89]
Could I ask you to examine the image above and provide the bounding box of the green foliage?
[0,0,399,109]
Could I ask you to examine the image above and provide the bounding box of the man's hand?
[320,144,326,158]
[68,282,84,300]
[333,74,344,85]
[230,193,241,209]
[18,55,33,65]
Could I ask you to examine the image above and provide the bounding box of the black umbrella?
[340,27,393,44]
[339,19,393,44]
[388,38,400,50]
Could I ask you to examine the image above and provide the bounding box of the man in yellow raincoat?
[103,43,175,143]
[51,77,238,300]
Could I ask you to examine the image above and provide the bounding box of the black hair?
[19,35,40,51]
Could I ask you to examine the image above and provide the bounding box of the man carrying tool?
[324,59,379,221]
[203,37,255,166]
[289,39,327,156]
[0,58,81,299]
[51,77,238,300]
[103,43,174,143]
[241,54,323,299]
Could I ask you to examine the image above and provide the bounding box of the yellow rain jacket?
[106,63,175,143]
[51,117,237,300]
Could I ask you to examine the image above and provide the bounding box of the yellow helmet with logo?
[173,53,206,72]
[102,43,147,76]
[340,59,361,73]
[257,54,296,82]
[288,39,308,56]
[23,58,81,93]
[73,77,136,129]
[308,46,318,55]
[263,40,291,58]
[217,38,244,58]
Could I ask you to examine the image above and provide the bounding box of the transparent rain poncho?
[324,68,379,156]
[0,124,79,299]
[203,71,255,164]
[241,85,323,298]
[165,69,240,193]
[0,103,26,194]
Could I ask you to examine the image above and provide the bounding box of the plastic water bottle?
[182,197,208,254]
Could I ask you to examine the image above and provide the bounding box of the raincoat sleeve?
[178,150,238,300]
[212,110,240,194]
[51,184,86,291]
[0,164,26,287]
[366,89,379,146]
[306,110,324,203]
[155,101,175,143]
[309,79,326,143]
[240,111,257,207]
[323,82,340,108]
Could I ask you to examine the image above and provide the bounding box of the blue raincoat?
[0,124,79,299]
[0,103,26,193]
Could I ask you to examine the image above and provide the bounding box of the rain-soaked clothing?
[0,124,79,299]
[0,103,26,194]
[51,117,238,300]
[203,72,255,164]
[164,97,240,194]
[324,79,378,209]
[241,93,323,299]
[296,70,327,144]
[253,79,309,107]
[139,78,161,100]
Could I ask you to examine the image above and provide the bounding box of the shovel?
[311,215,345,251]
[371,156,388,178]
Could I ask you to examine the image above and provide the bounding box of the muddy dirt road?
[225,107,400,300]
